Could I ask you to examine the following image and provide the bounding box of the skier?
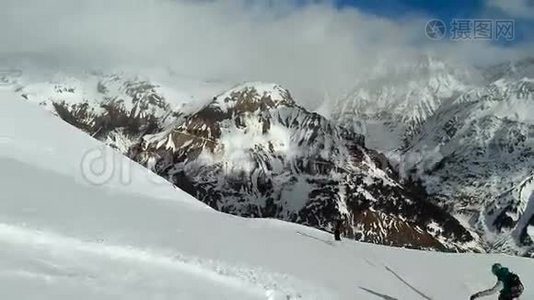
[334,219,343,241]
[470,263,524,300]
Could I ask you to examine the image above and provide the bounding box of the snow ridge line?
[0,223,310,299]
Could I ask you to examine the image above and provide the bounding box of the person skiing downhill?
[470,263,524,300]
[334,219,343,241]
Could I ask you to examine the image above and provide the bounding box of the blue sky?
[335,0,485,19]
[330,0,534,44]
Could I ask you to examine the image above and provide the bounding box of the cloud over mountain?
[0,0,532,109]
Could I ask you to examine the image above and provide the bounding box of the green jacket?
[472,266,521,299]
[494,267,513,294]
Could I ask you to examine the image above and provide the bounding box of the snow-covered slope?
[332,55,480,152]
[6,71,479,252]
[7,70,230,152]
[404,77,534,255]
[484,175,534,256]
[2,90,534,299]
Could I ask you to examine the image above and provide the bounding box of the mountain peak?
[210,82,295,113]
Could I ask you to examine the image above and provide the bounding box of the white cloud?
[0,0,531,108]
[487,0,534,19]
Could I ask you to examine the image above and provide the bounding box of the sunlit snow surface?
[1,90,533,299]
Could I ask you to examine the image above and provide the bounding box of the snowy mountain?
[2,88,534,300]
[403,76,534,256]
[486,175,534,256]
[130,82,477,251]
[5,71,479,252]
[332,55,482,152]
[333,57,534,256]
[13,72,184,152]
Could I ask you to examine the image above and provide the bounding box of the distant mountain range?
[333,56,534,256]
[3,56,533,256]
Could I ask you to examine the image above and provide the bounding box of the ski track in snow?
[0,223,305,300]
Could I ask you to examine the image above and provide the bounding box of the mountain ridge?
[333,56,534,256]
[5,73,480,252]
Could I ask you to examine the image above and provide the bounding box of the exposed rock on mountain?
[404,77,534,256]
[7,71,480,252]
[333,57,534,256]
[130,82,478,251]
[15,73,181,152]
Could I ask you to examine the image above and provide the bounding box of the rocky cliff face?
[130,82,478,251]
